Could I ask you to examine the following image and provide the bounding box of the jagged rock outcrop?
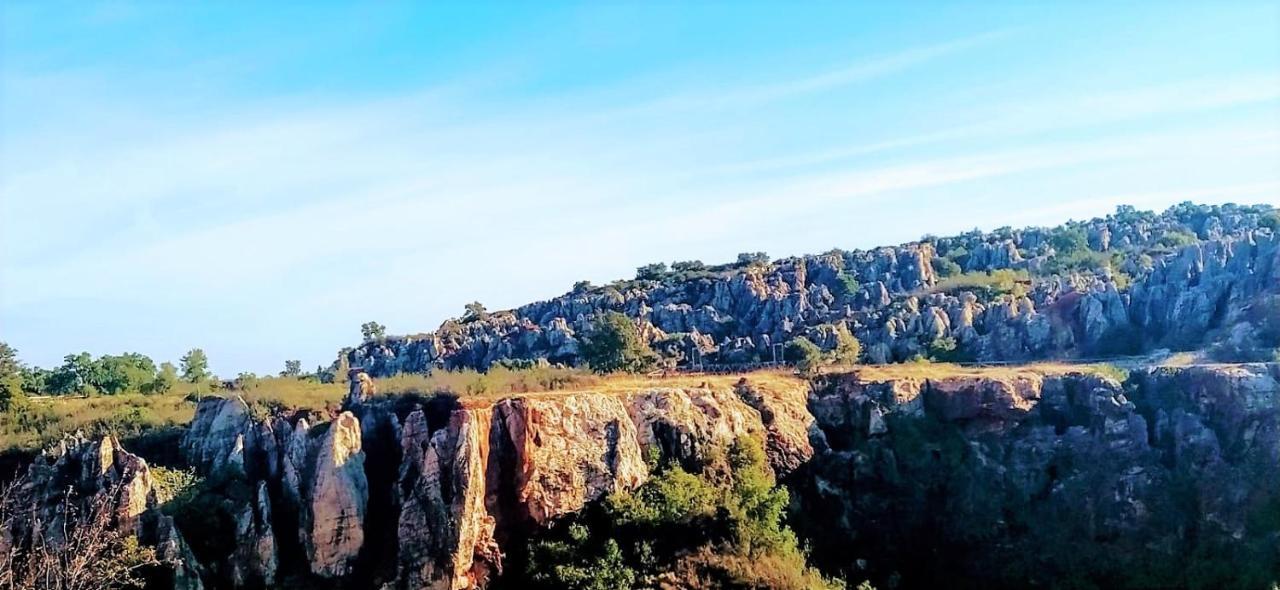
[175,376,813,589]
[181,394,252,477]
[1,434,204,589]
[337,203,1278,375]
[301,411,368,578]
[231,481,278,587]
[492,395,648,525]
[795,364,1280,589]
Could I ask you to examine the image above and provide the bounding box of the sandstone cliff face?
[174,376,814,589]
[796,364,1280,589]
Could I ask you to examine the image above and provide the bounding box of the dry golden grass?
[1,361,1138,453]
[843,360,1125,382]
[0,393,196,452]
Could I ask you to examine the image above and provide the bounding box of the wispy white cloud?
[2,21,1278,372]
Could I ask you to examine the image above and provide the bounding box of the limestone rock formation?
[337,203,1278,374]
[302,411,368,578]
[2,434,205,589]
[796,364,1280,588]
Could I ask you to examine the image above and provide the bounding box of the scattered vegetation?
[0,476,164,589]
[519,437,839,590]
[930,269,1029,297]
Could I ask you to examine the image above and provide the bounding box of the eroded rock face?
[303,411,368,578]
[338,204,1278,373]
[174,376,812,589]
[3,434,205,590]
[181,395,252,477]
[396,407,499,590]
[796,365,1280,589]
[494,395,648,525]
[167,364,1280,589]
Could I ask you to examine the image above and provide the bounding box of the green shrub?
[580,312,658,374]
[785,338,824,375]
[933,256,962,278]
[931,269,1029,297]
[1049,226,1089,256]
[520,437,838,589]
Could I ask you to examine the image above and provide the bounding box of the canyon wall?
[168,376,815,588]
[795,363,1280,589]
[5,363,1276,589]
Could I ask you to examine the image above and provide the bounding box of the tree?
[463,302,489,323]
[180,349,210,384]
[1259,210,1279,232]
[0,342,24,410]
[785,337,823,375]
[0,342,19,379]
[737,252,770,266]
[671,260,707,273]
[832,324,862,365]
[281,360,302,378]
[635,263,668,281]
[361,321,386,341]
[94,353,157,395]
[834,273,861,299]
[143,362,178,395]
[47,353,97,395]
[1049,225,1089,257]
[235,372,259,390]
[579,312,657,374]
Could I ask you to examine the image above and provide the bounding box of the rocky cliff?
[164,375,815,589]
[0,434,204,589]
[6,363,1276,588]
[339,202,1279,376]
[795,363,1280,589]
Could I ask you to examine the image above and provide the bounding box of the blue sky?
[2,2,1278,375]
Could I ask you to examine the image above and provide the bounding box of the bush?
[580,312,658,374]
[931,269,1029,297]
[1157,229,1199,249]
[925,337,970,363]
[832,325,862,365]
[834,273,861,299]
[1049,226,1089,256]
[784,338,824,375]
[635,263,668,281]
[933,256,962,278]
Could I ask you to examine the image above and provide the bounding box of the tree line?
[0,342,306,410]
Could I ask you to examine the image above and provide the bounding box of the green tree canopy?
[281,359,302,378]
[832,324,863,365]
[580,311,657,374]
[784,337,823,375]
[463,302,490,322]
[1049,225,1089,257]
[0,342,25,411]
[361,321,386,341]
[180,349,210,384]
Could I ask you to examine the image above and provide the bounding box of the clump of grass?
[929,269,1029,297]
[235,376,346,412]
[0,393,195,452]
[1084,363,1130,383]
[378,365,600,398]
